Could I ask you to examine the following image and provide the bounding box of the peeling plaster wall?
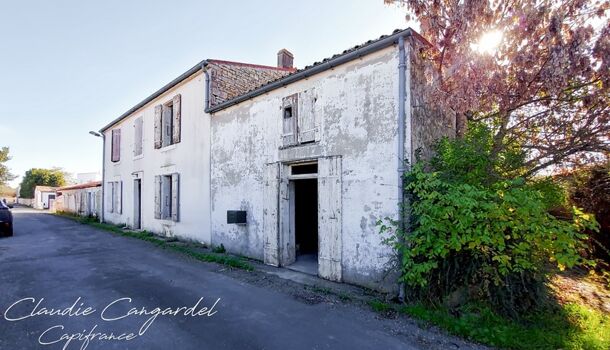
[103,72,211,243]
[211,47,402,290]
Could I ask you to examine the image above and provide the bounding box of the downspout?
[397,35,408,302]
[203,62,213,247]
[203,62,211,112]
[100,133,106,223]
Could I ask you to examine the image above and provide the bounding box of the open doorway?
[133,179,142,229]
[288,176,318,275]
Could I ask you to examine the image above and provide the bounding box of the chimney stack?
[277,49,294,69]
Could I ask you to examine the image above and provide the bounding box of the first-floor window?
[154,173,179,221]
[107,181,122,214]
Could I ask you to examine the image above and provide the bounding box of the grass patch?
[398,302,610,350]
[168,244,253,271]
[54,212,253,271]
[338,292,352,302]
[369,299,392,313]
[212,243,226,254]
[312,286,332,295]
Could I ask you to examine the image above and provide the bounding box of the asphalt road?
[0,208,438,350]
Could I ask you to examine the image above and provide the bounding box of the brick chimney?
[277,49,294,69]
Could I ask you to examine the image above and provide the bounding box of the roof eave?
[99,59,208,132]
[205,28,414,114]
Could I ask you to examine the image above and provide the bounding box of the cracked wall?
[211,47,402,290]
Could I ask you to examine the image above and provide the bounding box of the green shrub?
[378,123,598,316]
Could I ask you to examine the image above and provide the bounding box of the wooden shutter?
[107,182,114,213]
[154,175,161,219]
[172,94,181,144]
[111,129,121,162]
[162,105,172,147]
[279,165,295,265]
[263,163,280,266]
[318,156,342,282]
[116,181,123,214]
[154,105,162,149]
[134,117,143,156]
[161,175,171,219]
[298,90,316,143]
[281,94,298,146]
[171,173,179,222]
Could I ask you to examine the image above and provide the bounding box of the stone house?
[99,28,455,290]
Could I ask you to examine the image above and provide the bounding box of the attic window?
[283,106,293,119]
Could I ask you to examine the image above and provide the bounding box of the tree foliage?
[0,185,16,198]
[386,0,610,174]
[19,168,67,198]
[0,147,16,186]
[559,161,610,263]
[378,124,598,317]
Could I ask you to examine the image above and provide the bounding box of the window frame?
[111,128,121,162]
[134,116,144,157]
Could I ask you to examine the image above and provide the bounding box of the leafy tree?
[559,161,610,263]
[386,0,610,175]
[378,124,598,317]
[0,185,16,198]
[0,147,16,185]
[19,168,67,198]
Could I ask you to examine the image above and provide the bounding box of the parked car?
[0,200,13,236]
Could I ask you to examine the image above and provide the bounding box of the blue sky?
[0,0,410,187]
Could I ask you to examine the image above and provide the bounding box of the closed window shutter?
[111,129,121,162]
[134,117,143,156]
[172,94,181,144]
[154,105,163,149]
[297,90,316,143]
[116,181,123,214]
[154,176,161,219]
[282,94,298,146]
[171,173,179,222]
[107,182,114,213]
[162,105,172,147]
[161,175,171,219]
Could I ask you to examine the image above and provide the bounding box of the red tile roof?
[58,181,102,191]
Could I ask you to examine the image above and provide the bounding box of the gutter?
[203,63,211,110]
[206,28,415,114]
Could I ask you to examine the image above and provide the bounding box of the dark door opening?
[292,178,318,274]
[134,179,142,229]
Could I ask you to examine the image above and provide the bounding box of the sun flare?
[472,30,503,54]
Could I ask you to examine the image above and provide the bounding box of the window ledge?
[160,144,177,152]
[279,141,318,150]
[133,154,144,161]
[112,161,122,166]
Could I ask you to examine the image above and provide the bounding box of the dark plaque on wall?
[227,210,247,224]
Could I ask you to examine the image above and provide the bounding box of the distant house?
[33,186,58,210]
[98,28,455,290]
[57,181,102,217]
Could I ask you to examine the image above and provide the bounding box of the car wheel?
[7,225,13,237]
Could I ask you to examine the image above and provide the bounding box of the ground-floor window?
[154,173,179,221]
[107,181,122,214]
